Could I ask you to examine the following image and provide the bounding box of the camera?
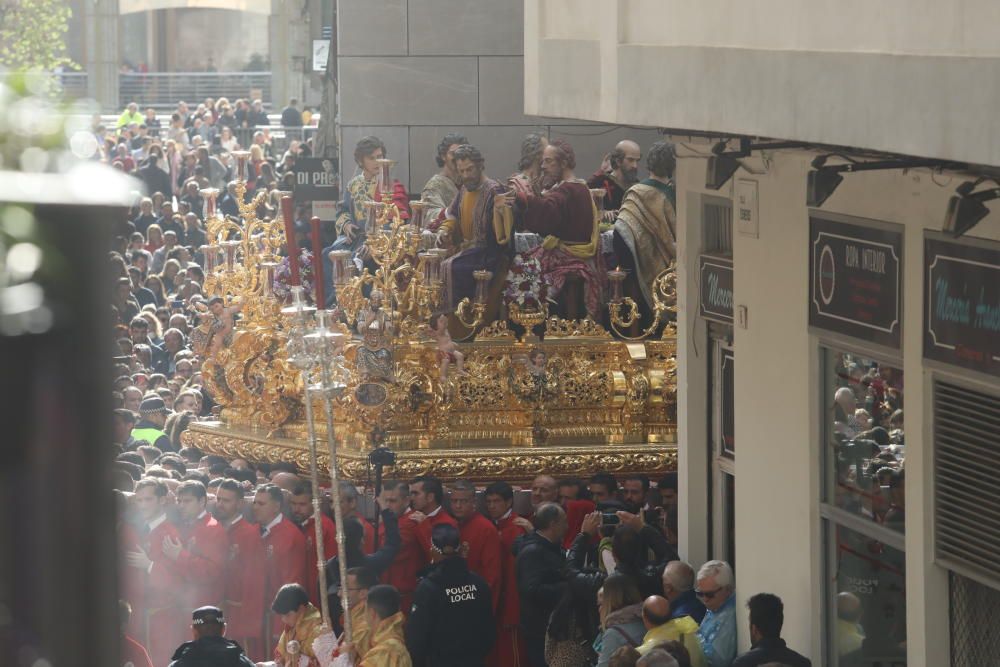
[368,446,397,467]
[601,512,620,526]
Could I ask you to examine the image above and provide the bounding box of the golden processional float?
[181,155,679,488]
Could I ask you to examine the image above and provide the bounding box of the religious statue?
[354,291,394,384]
[612,141,678,318]
[431,144,514,315]
[191,296,241,357]
[506,139,604,319]
[421,132,468,224]
[428,312,465,381]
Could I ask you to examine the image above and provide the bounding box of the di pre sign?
[293,157,339,202]
[924,234,1000,377]
[809,215,902,348]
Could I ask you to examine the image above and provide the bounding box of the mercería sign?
[924,233,1000,377]
[809,215,903,348]
[699,254,733,324]
[293,157,339,202]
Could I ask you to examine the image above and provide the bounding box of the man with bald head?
[589,139,642,212]
[637,595,706,665]
[269,471,300,492]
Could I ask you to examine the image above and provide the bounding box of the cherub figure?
[527,348,547,377]
[427,313,464,381]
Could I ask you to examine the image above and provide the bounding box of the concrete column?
[270,0,310,109]
[84,0,120,112]
[675,167,711,568]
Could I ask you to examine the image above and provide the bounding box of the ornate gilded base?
[182,421,677,484]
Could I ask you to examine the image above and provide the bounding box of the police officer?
[405,524,496,667]
[168,606,256,667]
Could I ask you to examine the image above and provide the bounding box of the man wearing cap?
[214,479,267,660]
[131,395,173,452]
[405,523,496,667]
[168,606,256,667]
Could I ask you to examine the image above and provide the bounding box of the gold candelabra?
[606,264,678,340]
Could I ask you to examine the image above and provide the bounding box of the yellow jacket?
[637,615,706,667]
[360,612,411,667]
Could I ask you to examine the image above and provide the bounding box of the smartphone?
[172,299,184,308]
[601,512,620,526]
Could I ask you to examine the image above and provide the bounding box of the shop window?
[822,348,906,666]
[827,522,907,667]
[823,350,905,532]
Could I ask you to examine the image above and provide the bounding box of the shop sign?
[699,254,733,324]
[293,158,339,221]
[924,233,1000,377]
[809,215,903,348]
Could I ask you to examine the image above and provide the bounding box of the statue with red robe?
[509,139,604,318]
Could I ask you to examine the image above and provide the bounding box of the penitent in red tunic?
[460,512,503,614]
[262,516,308,641]
[224,515,267,661]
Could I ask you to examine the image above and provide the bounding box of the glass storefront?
[823,348,906,666]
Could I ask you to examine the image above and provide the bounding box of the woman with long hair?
[145,224,164,252]
[220,125,238,152]
[545,576,600,667]
[160,259,182,294]
[145,275,168,307]
[595,574,645,666]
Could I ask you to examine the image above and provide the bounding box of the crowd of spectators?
[105,105,812,665]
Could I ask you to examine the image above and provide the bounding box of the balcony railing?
[119,72,272,108]
[59,72,273,110]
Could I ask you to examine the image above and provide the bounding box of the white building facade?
[525,1,1000,665]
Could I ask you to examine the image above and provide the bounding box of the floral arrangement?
[503,254,552,311]
[272,248,316,304]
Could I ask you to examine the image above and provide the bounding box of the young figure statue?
[428,313,464,381]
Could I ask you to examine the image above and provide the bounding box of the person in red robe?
[253,483,308,648]
[123,478,187,667]
[119,600,154,667]
[485,481,530,667]
[215,479,267,661]
[378,480,422,613]
[290,481,338,607]
[339,481,375,554]
[168,480,228,610]
[450,480,503,614]
[409,475,458,561]
[508,138,605,319]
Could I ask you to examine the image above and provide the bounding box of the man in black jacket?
[405,523,495,666]
[168,606,255,667]
[515,501,569,667]
[732,593,812,667]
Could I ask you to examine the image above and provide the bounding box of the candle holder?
[201,244,218,274]
[376,158,396,196]
[328,250,352,288]
[454,269,492,335]
[230,150,251,182]
[606,264,678,340]
[409,199,429,230]
[365,200,386,236]
[221,240,240,273]
[200,188,220,219]
[259,261,278,298]
[283,293,351,636]
[607,266,626,305]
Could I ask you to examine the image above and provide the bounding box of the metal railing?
[119,72,272,108]
[59,72,272,109]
